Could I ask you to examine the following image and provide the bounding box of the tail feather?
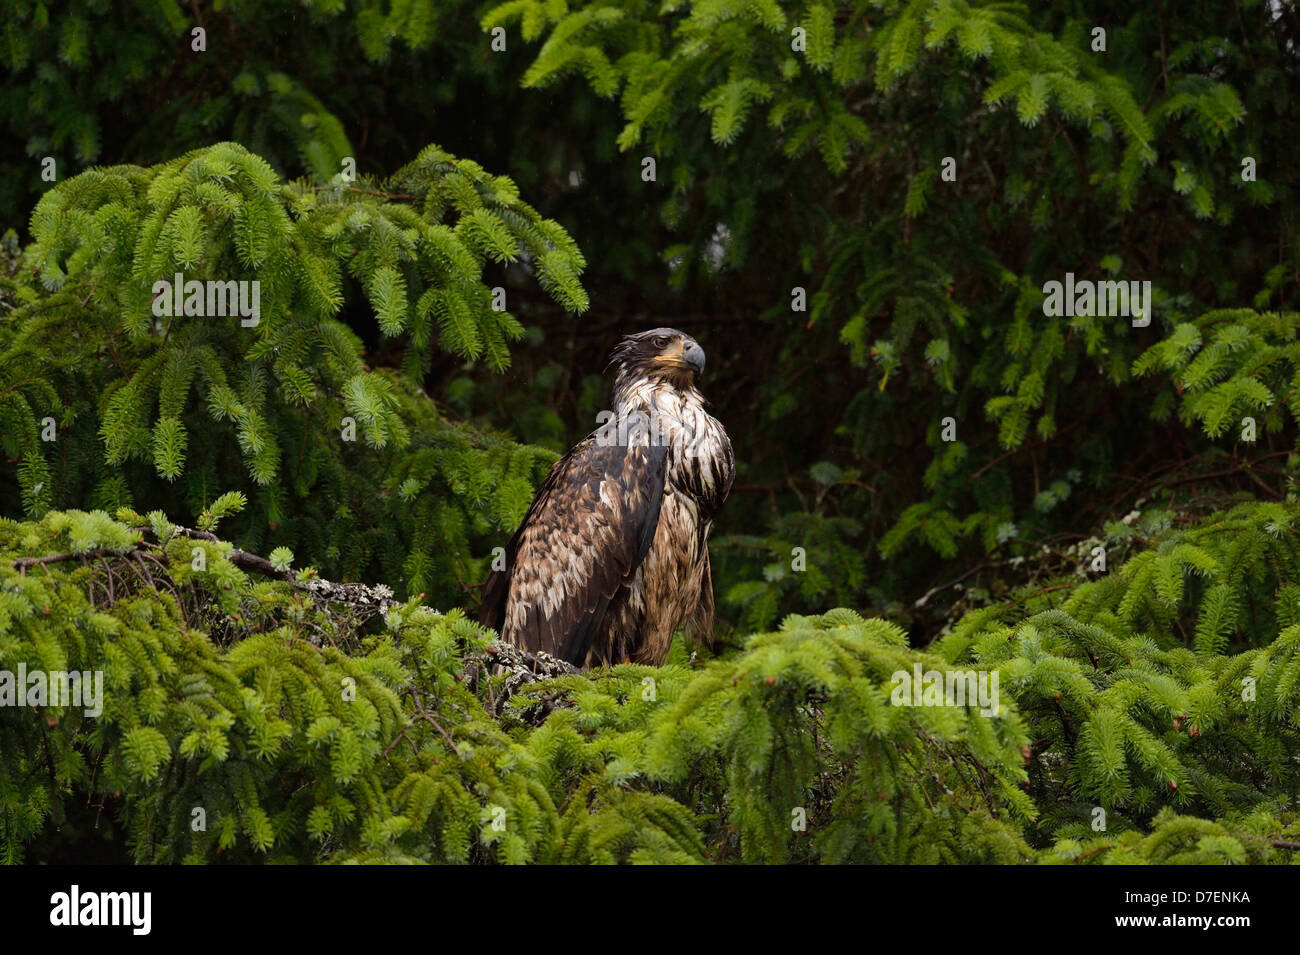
[684,553,717,650]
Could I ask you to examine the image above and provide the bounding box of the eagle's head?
[607,327,706,390]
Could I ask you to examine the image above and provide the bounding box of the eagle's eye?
[652,335,670,348]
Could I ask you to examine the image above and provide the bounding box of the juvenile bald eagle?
[478,328,734,668]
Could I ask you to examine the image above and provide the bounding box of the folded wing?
[478,436,669,665]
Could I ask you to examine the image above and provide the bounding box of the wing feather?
[478,435,669,665]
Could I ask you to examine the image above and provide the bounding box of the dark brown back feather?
[477,436,669,665]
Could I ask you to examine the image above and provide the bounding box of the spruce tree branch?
[1072,843,1115,863]
[969,412,1095,480]
[464,642,580,719]
[481,641,579,676]
[12,526,405,626]
[11,528,577,682]
[13,549,130,571]
[407,685,460,754]
[1156,458,1285,499]
[131,525,293,580]
[913,560,989,609]
[313,185,419,201]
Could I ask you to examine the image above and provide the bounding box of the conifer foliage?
[2,499,1297,863]
[2,142,587,607]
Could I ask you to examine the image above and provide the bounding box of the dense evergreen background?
[0,0,1297,863]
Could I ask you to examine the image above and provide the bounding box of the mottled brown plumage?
[478,328,734,668]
